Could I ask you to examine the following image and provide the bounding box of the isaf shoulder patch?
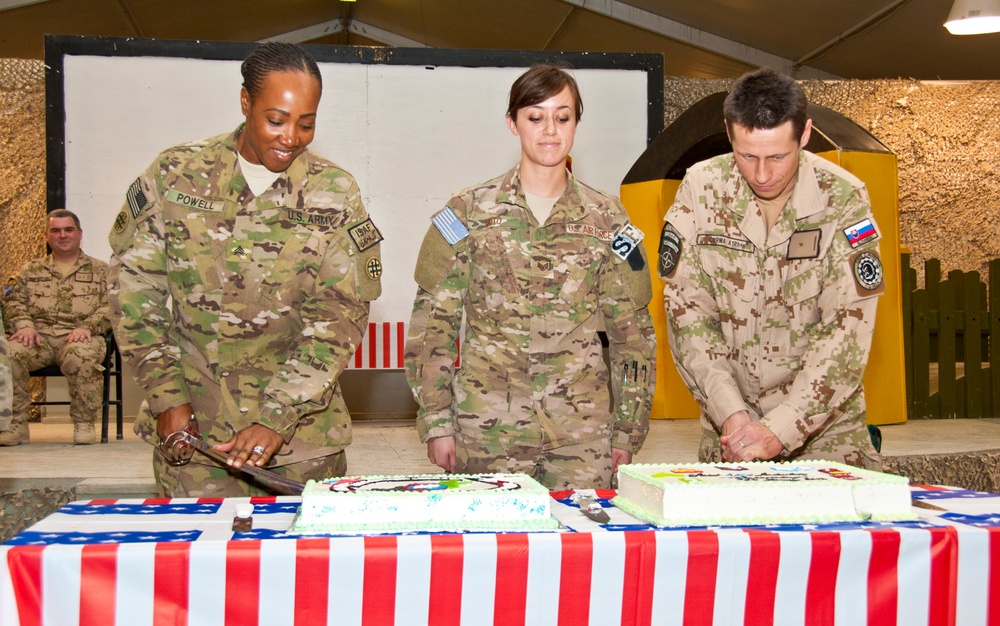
[348,217,384,253]
[851,249,885,296]
[658,223,683,279]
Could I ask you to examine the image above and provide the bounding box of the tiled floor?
[2,416,999,499]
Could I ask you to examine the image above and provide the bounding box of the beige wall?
[4,59,999,418]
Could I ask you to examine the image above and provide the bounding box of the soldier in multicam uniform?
[0,209,109,446]
[108,43,382,497]
[405,65,656,490]
[659,68,884,470]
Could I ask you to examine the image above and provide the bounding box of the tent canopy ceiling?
[2,0,999,80]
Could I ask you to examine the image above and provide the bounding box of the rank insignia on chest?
[611,223,645,261]
[788,229,821,260]
[228,242,253,263]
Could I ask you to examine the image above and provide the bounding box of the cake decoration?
[289,472,561,534]
[613,460,916,527]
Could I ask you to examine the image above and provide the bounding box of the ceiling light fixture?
[944,0,1000,34]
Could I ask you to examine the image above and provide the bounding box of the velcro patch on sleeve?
[623,245,653,307]
[414,225,459,292]
[357,245,383,303]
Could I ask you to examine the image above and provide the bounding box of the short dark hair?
[507,64,583,122]
[241,42,322,100]
[48,209,80,229]
[723,68,808,140]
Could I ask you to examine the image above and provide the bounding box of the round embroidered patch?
[853,250,883,290]
[113,210,130,234]
[366,257,383,280]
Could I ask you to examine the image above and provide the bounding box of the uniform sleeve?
[107,165,191,417]
[661,176,749,430]
[79,261,111,336]
[4,263,36,333]
[601,207,656,453]
[759,189,883,453]
[255,182,376,440]
[404,199,470,443]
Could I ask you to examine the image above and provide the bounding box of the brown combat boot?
[73,422,96,445]
[0,421,29,446]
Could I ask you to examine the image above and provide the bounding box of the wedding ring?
[251,445,266,456]
[739,440,746,448]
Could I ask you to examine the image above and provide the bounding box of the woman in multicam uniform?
[108,43,382,497]
[405,64,656,490]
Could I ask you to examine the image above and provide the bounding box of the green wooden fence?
[901,253,1000,418]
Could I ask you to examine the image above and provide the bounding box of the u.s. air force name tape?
[431,207,469,245]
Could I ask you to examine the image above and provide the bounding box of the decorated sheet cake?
[613,461,915,527]
[290,472,561,533]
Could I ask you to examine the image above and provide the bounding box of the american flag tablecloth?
[1,486,998,626]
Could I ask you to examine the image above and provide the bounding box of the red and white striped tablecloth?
[1,486,998,626]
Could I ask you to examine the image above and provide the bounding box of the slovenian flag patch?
[843,218,878,248]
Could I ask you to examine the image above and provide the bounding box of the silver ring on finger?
[739,440,745,448]
[251,445,266,456]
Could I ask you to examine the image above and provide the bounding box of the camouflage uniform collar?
[503,164,590,223]
[725,151,827,247]
[788,151,826,221]
[226,125,311,196]
[44,250,94,275]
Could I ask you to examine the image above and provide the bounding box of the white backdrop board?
[45,36,663,369]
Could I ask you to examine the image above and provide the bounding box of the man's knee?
[58,343,106,377]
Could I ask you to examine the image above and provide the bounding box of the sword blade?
[176,430,305,495]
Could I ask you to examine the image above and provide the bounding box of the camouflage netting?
[0,486,74,543]
[664,77,1000,286]
[0,58,46,289]
[1,59,48,416]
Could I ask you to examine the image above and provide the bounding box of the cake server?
[575,495,611,524]
[168,430,305,495]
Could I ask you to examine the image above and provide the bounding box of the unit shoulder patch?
[658,223,683,279]
[851,249,885,296]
